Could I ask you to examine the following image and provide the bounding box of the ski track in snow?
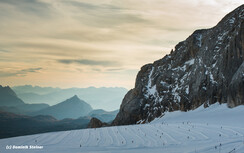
[138,125,159,146]
[0,103,244,153]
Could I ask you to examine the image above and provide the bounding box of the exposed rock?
[88,117,108,128]
[228,62,244,107]
[113,5,244,125]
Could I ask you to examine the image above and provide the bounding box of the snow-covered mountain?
[0,103,243,153]
[113,5,244,125]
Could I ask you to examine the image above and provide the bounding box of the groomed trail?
[1,103,244,153]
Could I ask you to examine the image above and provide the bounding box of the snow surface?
[0,103,244,153]
[145,67,157,98]
[185,59,195,65]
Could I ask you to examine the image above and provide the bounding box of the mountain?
[0,85,49,114]
[88,109,119,123]
[0,87,91,138]
[0,85,25,107]
[0,111,90,139]
[12,85,61,95]
[113,5,244,125]
[33,95,93,120]
[12,86,128,111]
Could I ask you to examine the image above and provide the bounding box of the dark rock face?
[87,117,108,128]
[113,5,244,125]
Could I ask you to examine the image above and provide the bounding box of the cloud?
[61,1,148,27]
[64,1,122,11]
[0,67,42,77]
[0,0,243,88]
[57,59,121,67]
[20,67,42,73]
[0,49,9,52]
[92,68,102,72]
[0,0,51,18]
[105,68,124,72]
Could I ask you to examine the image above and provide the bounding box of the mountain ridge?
[13,85,128,111]
[0,85,49,114]
[113,5,244,125]
[32,95,93,120]
[0,85,25,107]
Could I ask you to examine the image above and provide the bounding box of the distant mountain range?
[0,85,119,138]
[12,85,128,111]
[32,95,93,120]
[0,85,49,114]
[88,109,119,123]
[0,85,119,121]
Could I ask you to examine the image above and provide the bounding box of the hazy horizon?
[0,0,243,89]
[10,84,130,90]
[10,85,128,111]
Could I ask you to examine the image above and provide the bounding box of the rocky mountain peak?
[69,95,79,101]
[0,85,25,107]
[0,85,17,97]
[33,95,93,120]
[112,5,244,126]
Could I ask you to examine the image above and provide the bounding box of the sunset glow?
[0,0,243,89]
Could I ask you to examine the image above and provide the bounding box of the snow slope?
[0,103,243,153]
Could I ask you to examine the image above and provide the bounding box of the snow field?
[0,103,244,153]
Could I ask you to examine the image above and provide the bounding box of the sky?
[0,0,243,89]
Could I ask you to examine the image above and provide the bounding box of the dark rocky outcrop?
[87,117,108,128]
[113,5,244,125]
